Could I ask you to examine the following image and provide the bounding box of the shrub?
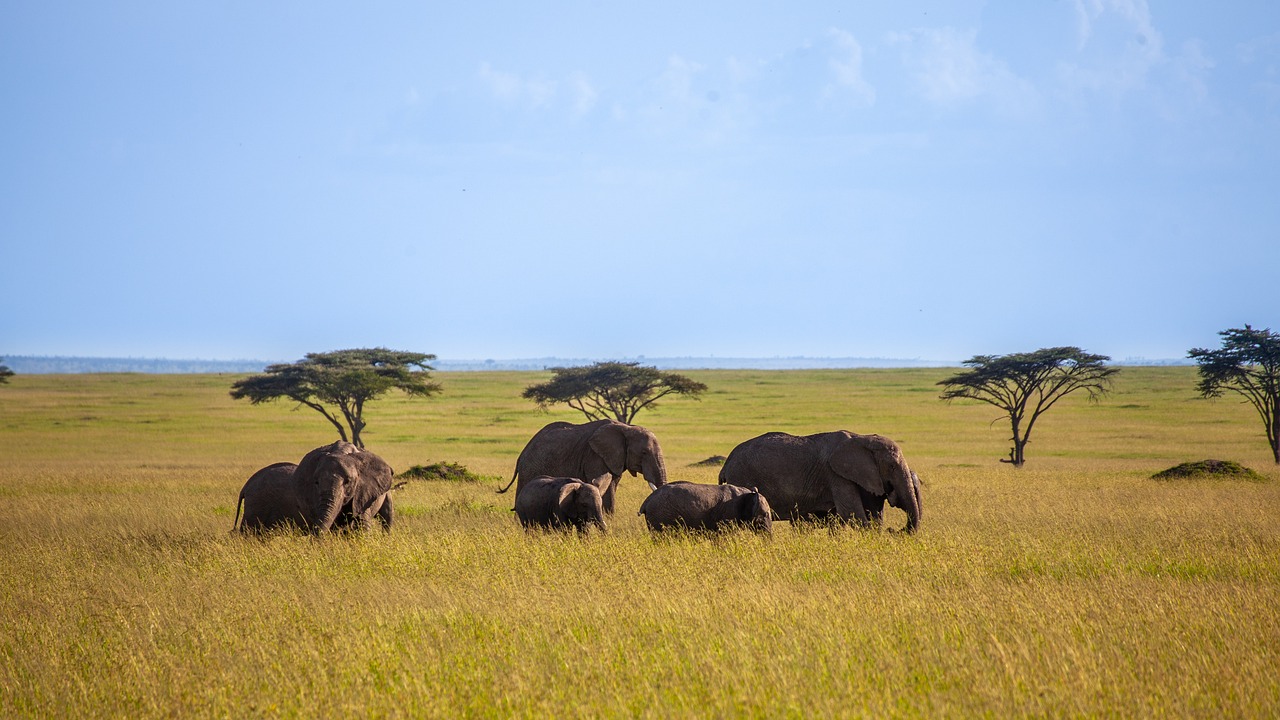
[1151,459,1267,482]
[399,462,489,483]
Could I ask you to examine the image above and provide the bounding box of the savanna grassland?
[1,367,1277,718]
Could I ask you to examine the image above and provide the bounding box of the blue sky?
[3,1,1277,363]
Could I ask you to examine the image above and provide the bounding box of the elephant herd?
[234,418,923,536]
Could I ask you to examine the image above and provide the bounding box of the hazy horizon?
[3,352,1195,375]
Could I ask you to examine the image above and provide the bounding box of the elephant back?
[719,432,833,520]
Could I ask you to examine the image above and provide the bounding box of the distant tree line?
[224,324,1278,466]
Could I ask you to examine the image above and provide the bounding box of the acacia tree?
[938,347,1119,467]
[230,348,441,448]
[1189,325,1280,464]
[522,361,708,424]
[0,359,12,384]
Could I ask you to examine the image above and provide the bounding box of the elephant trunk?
[642,453,668,489]
[314,483,344,533]
[901,470,922,534]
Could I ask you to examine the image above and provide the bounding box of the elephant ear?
[556,482,584,517]
[346,452,394,515]
[588,423,627,477]
[828,433,889,496]
[622,425,650,474]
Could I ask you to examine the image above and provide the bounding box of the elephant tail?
[496,469,518,495]
[232,493,244,533]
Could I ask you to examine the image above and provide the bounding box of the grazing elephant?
[235,462,304,531]
[637,481,773,534]
[233,441,395,534]
[718,431,922,533]
[497,419,668,514]
[514,476,608,533]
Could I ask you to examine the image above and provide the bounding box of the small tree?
[522,361,708,424]
[938,347,1119,467]
[230,348,441,448]
[1189,325,1280,464]
[0,359,12,384]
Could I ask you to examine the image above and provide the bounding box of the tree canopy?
[522,361,708,424]
[229,348,440,448]
[0,360,12,384]
[1189,325,1280,464]
[938,347,1119,467]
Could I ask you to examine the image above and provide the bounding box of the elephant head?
[737,490,774,534]
[827,432,922,533]
[587,420,668,491]
[295,441,394,533]
[555,481,607,533]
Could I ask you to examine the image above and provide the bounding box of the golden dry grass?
[0,367,1277,717]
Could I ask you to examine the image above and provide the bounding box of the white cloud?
[476,62,559,110]
[889,27,1036,114]
[825,28,876,105]
[1173,39,1213,105]
[1062,0,1165,93]
[569,71,597,116]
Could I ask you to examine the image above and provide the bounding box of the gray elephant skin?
[718,430,922,532]
[498,419,668,514]
[514,476,608,533]
[637,481,773,534]
[234,441,395,534]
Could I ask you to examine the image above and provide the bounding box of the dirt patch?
[1151,459,1266,482]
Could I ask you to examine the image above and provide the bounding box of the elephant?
[234,462,305,531]
[514,476,608,533]
[233,441,395,534]
[718,430,922,533]
[637,481,773,534]
[497,419,668,514]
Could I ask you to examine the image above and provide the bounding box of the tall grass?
[0,368,1277,717]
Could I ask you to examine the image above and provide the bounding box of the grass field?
[1,367,1277,717]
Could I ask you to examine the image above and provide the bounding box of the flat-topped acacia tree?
[523,361,708,424]
[230,348,441,448]
[938,347,1119,467]
[1189,325,1280,464]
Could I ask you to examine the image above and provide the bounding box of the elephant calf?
[637,481,773,534]
[514,476,607,533]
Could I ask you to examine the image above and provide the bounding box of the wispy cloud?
[1062,0,1165,92]
[477,62,559,109]
[889,27,1037,115]
[825,28,875,105]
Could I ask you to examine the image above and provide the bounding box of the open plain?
[1,367,1277,717]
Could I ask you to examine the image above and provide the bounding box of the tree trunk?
[1001,418,1027,467]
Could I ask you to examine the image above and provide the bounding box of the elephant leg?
[600,476,618,515]
[863,492,886,526]
[376,494,393,532]
[829,480,870,527]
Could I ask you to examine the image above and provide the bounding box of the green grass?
[1,368,1278,717]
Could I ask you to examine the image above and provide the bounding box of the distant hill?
[432,356,961,371]
[4,356,274,374]
[3,354,1188,374]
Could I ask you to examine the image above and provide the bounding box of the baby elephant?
[515,476,608,533]
[638,481,773,534]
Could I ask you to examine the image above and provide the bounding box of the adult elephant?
[497,419,668,514]
[718,431,922,533]
[234,441,395,534]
